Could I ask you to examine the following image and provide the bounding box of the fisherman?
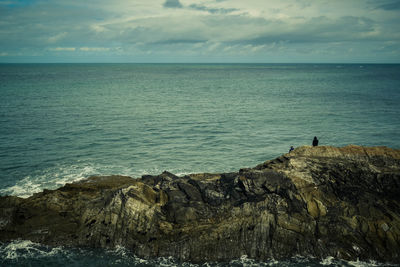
[289,146,294,153]
[312,136,319,147]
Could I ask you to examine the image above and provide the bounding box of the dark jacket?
[312,137,319,146]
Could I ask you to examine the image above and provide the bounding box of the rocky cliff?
[1,145,400,263]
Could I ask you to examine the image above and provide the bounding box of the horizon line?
[1,62,399,65]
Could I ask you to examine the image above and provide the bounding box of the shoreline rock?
[1,145,400,263]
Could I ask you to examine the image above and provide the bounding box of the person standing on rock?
[312,136,319,147]
[289,146,294,153]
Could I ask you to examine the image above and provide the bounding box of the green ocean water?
[0,63,399,266]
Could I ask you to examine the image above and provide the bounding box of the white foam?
[157,256,179,266]
[0,163,171,198]
[0,240,63,260]
[229,255,280,266]
[0,176,43,199]
[0,242,395,267]
[319,256,395,267]
[0,164,97,198]
[347,259,386,267]
[0,161,224,199]
[320,256,335,265]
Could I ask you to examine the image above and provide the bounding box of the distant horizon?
[1,62,400,65]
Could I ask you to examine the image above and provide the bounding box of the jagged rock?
[1,145,400,263]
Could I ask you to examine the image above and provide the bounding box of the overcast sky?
[1,0,399,63]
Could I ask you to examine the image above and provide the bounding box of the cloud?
[163,0,182,9]
[1,0,400,62]
[0,0,33,7]
[79,47,110,51]
[228,15,381,46]
[47,32,68,43]
[188,4,238,14]
[152,39,207,45]
[49,47,76,52]
[375,0,400,10]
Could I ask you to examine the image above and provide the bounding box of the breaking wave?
[0,240,397,267]
[0,162,199,199]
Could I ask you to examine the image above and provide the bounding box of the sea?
[0,63,399,266]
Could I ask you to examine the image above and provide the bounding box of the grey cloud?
[237,16,382,46]
[103,21,205,48]
[163,0,237,13]
[0,2,113,51]
[188,4,238,14]
[376,0,400,10]
[106,13,400,56]
[151,39,207,45]
[163,0,182,9]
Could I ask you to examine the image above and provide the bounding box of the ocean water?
[0,240,397,267]
[1,63,400,266]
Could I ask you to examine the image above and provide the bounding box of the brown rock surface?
[1,145,400,263]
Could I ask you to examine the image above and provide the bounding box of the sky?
[0,0,400,63]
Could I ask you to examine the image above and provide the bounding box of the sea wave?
[0,240,397,267]
[0,162,204,198]
[0,164,97,198]
[0,240,63,260]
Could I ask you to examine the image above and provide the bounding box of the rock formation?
[1,145,400,263]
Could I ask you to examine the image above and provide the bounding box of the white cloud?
[49,47,76,52]
[207,42,221,51]
[47,32,68,43]
[79,47,110,52]
[90,24,108,33]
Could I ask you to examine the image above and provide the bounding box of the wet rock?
[0,145,400,263]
